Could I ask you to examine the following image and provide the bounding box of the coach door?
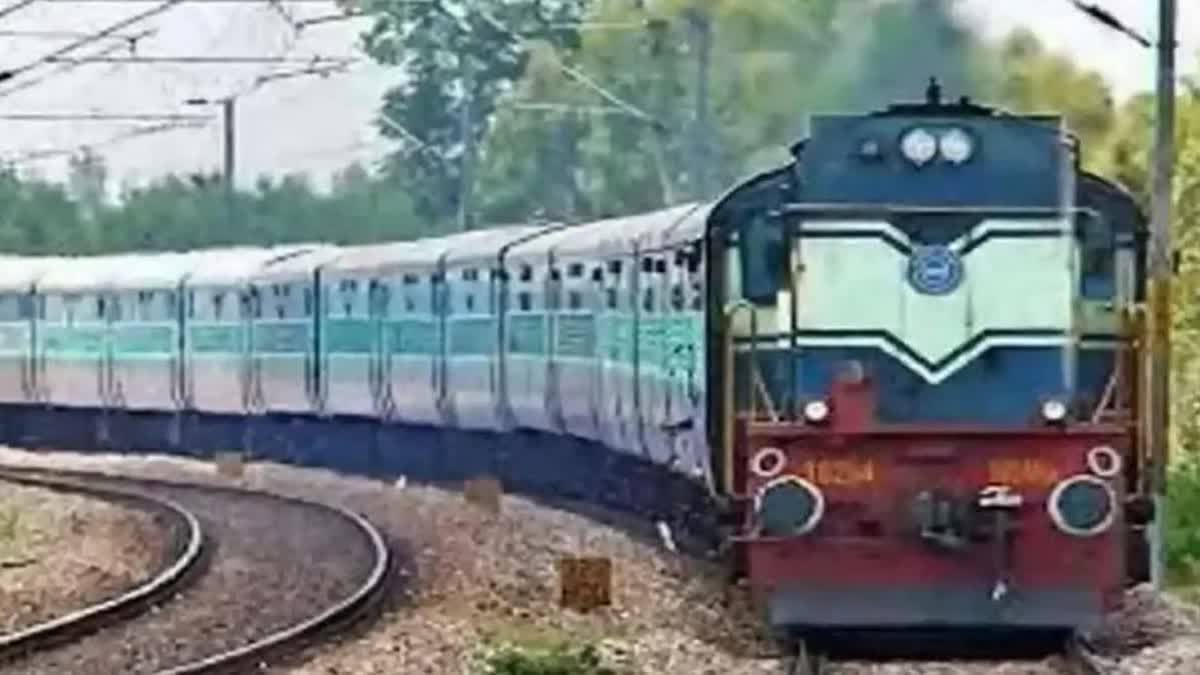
[663,243,706,476]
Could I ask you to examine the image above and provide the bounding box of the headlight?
[1041,399,1068,423]
[1047,474,1117,537]
[755,476,825,537]
[938,127,975,164]
[900,128,938,166]
[803,399,829,423]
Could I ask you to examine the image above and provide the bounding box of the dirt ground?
[0,477,169,636]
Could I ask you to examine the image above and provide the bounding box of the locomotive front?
[710,85,1149,634]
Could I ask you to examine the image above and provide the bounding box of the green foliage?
[358,0,588,226]
[1167,458,1200,582]
[988,28,1116,166]
[356,0,989,226]
[477,642,618,675]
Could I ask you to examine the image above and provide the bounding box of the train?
[0,82,1154,638]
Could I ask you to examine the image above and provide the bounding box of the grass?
[474,619,625,675]
[476,641,621,675]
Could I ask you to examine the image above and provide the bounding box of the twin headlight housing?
[898,126,976,166]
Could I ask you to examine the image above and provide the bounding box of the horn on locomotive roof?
[926,77,942,106]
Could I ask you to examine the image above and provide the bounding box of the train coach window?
[213,293,225,319]
[567,291,583,311]
[654,258,668,274]
[303,288,314,317]
[643,288,656,313]
[96,296,105,318]
[641,257,653,273]
[567,263,584,278]
[465,294,475,312]
[670,284,685,311]
[592,267,604,283]
[606,288,619,310]
[517,291,532,312]
[519,265,533,282]
[608,260,623,275]
[549,268,562,282]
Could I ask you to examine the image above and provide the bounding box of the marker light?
[803,399,830,423]
[938,127,975,164]
[750,446,786,479]
[900,128,938,165]
[1041,399,1068,423]
[1087,445,1123,478]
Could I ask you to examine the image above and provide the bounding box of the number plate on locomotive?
[986,459,1059,487]
[794,458,876,486]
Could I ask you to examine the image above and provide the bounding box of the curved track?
[0,464,391,675]
[0,469,204,663]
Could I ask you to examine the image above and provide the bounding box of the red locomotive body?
[730,373,1134,631]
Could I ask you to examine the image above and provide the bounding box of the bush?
[477,642,618,675]
[1166,458,1200,582]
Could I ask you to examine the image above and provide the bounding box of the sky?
[0,0,1193,194]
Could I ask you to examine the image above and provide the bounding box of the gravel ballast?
[0,478,168,638]
[3,447,1199,674]
[0,454,380,674]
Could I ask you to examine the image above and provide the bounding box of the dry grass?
[0,477,167,635]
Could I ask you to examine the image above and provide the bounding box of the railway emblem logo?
[907,245,964,295]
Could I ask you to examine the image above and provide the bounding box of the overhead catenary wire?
[0,112,211,120]
[45,55,355,64]
[0,0,187,82]
[0,28,157,100]
[469,5,664,130]
[0,0,41,22]
[5,120,207,163]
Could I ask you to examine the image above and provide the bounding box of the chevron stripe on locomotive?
[0,86,1152,635]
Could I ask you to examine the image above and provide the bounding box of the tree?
[989,28,1117,166]
[462,0,987,223]
[359,0,589,227]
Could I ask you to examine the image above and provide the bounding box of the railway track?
[0,469,205,663]
[0,464,391,674]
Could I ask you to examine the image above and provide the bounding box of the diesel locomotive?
[711,83,1151,634]
[0,84,1152,636]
